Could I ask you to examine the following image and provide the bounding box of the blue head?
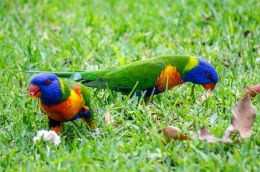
[29,73,63,105]
[183,58,219,90]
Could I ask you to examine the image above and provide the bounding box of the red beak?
[29,85,41,98]
[203,83,216,91]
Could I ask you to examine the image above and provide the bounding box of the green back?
[84,56,190,92]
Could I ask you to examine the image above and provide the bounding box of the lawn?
[0,0,259,171]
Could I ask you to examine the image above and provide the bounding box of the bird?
[29,73,97,134]
[28,56,218,97]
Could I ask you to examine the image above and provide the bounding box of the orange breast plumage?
[156,65,183,91]
[40,90,84,121]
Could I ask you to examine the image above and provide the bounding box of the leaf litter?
[163,84,259,143]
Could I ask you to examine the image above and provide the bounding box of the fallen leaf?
[199,125,217,142]
[199,84,258,143]
[243,84,260,98]
[162,126,189,141]
[231,94,256,138]
[198,125,232,143]
[164,84,259,144]
[223,124,236,139]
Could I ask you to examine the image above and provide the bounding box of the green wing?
[79,83,92,107]
[85,58,166,92]
[63,80,92,107]
[78,83,93,120]
[86,63,163,91]
[84,56,190,93]
[63,79,93,120]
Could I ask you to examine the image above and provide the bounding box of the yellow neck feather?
[184,56,199,72]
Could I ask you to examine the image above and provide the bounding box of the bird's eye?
[44,79,52,85]
[206,72,211,79]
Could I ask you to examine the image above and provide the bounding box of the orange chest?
[40,90,84,121]
[156,65,183,91]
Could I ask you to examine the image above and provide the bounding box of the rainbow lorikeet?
[29,73,96,134]
[29,56,218,97]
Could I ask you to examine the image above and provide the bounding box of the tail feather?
[25,69,111,83]
[26,70,81,79]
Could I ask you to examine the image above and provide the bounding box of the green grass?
[0,0,259,171]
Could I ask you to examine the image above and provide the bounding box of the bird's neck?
[58,79,71,102]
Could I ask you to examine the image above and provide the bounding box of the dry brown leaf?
[199,125,232,143]
[231,94,256,138]
[243,84,260,98]
[223,124,236,139]
[162,126,189,141]
[199,84,258,143]
[199,125,218,142]
[163,84,259,144]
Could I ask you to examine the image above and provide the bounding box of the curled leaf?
[199,84,258,143]
[223,124,236,139]
[231,94,256,138]
[199,125,232,143]
[162,126,189,141]
[199,125,217,142]
[243,84,260,98]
